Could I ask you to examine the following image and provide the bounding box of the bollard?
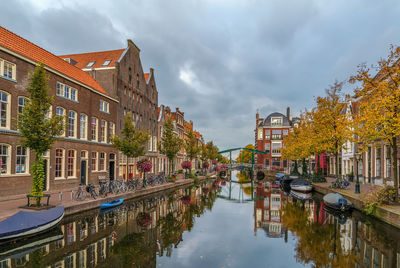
[59,192,62,202]
[71,190,74,200]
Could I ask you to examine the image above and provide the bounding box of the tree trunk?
[392,137,398,202]
[335,151,339,182]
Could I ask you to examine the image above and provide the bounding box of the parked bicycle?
[73,184,87,201]
[86,183,98,199]
[330,179,350,189]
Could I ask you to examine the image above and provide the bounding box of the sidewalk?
[313,177,400,229]
[0,175,208,221]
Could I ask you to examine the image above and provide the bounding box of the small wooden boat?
[323,193,352,211]
[290,179,313,192]
[100,198,124,209]
[0,206,64,241]
[290,190,312,200]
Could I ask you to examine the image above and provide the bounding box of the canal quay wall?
[313,178,400,229]
[0,175,212,221]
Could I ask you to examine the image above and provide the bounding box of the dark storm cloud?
[2,0,400,150]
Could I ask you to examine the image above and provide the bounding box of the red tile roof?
[0,26,109,96]
[59,49,125,69]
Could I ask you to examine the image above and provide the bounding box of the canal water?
[2,170,400,267]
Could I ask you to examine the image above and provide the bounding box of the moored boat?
[281,175,298,185]
[275,173,285,180]
[100,198,124,209]
[0,206,64,241]
[323,193,352,211]
[290,190,313,200]
[290,179,313,192]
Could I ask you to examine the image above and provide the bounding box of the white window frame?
[271,117,283,127]
[80,114,88,140]
[99,152,106,171]
[68,110,77,138]
[91,117,98,141]
[1,60,16,80]
[99,100,109,113]
[56,106,66,136]
[56,82,78,102]
[100,120,107,143]
[67,149,76,178]
[0,144,10,175]
[16,146,29,174]
[55,148,65,179]
[0,91,10,129]
[91,151,98,171]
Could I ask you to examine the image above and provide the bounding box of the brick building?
[0,26,118,196]
[60,40,158,178]
[255,108,294,170]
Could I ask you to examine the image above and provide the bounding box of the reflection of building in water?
[254,182,287,238]
[0,183,214,268]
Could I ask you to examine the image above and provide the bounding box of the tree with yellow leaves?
[350,45,400,200]
[311,82,352,180]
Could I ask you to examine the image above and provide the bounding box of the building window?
[283,129,289,136]
[386,145,391,179]
[265,130,270,140]
[103,60,111,66]
[0,144,9,174]
[265,143,270,154]
[99,100,109,113]
[108,122,115,143]
[16,146,27,174]
[272,143,282,154]
[100,120,106,143]
[271,117,282,126]
[265,158,270,168]
[91,117,98,141]
[0,91,9,128]
[376,147,381,177]
[91,152,97,171]
[67,150,76,177]
[55,149,64,178]
[56,82,78,102]
[283,160,287,168]
[86,61,95,68]
[99,152,105,171]
[56,107,65,135]
[272,158,281,167]
[3,61,16,80]
[80,114,87,139]
[18,97,27,114]
[68,111,76,137]
[272,130,282,140]
[258,129,263,140]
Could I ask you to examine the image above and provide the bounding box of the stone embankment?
[313,177,400,229]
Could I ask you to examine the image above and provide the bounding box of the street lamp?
[355,152,361,194]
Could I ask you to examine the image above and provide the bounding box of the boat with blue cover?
[323,193,352,211]
[0,206,64,241]
[100,198,124,209]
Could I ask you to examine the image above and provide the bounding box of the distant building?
[255,107,295,170]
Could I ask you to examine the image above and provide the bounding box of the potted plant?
[181,161,192,178]
[136,159,152,187]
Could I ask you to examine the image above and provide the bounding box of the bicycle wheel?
[74,190,86,201]
[91,188,98,199]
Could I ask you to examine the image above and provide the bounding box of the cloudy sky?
[2,0,400,151]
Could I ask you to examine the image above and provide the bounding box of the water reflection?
[3,177,400,267]
[0,181,219,268]
[254,181,400,267]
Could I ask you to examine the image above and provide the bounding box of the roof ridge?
[59,48,126,57]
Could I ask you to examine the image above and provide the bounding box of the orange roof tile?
[0,26,109,96]
[59,49,125,69]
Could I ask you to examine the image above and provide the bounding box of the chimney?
[256,110,259,122]
[286,107,291,120]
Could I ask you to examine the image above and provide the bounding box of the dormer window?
[271,117,282,126]
[86,61,95,68]
[103,60,111,66]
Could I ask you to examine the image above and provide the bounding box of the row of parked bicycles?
[73,173,168,201]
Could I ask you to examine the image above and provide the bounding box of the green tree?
[205,141,219,163]
[236,144,255,163]
[18,63,64,204]
[184,129,199,162]
[111,112,150,160]
[159,118,183,175]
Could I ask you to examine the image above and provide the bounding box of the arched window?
[80,114,87,140]
[56,107,65,136]
[67,150,76,177]
[68,111,76,138]
[55,149,64,178]
[0,91,10,128]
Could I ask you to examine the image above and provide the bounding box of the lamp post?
[355,152,361,194]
